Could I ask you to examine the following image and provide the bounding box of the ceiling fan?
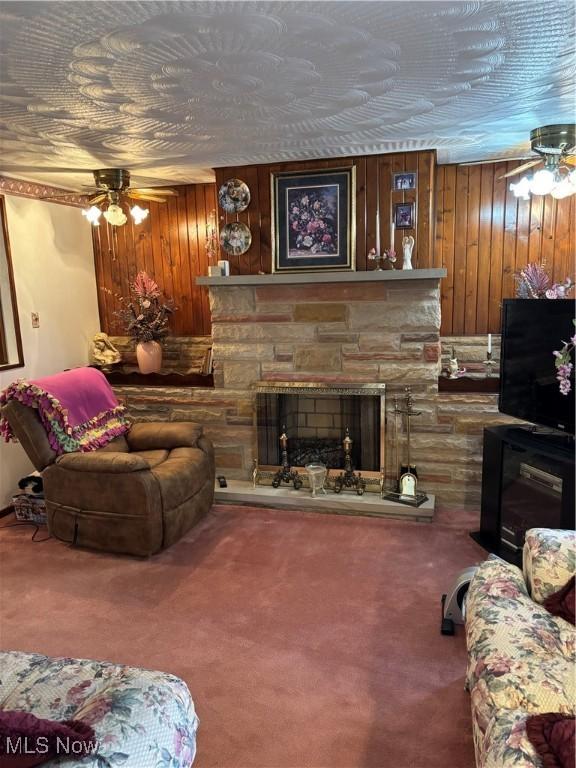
[500,124,576,180]
[462,125,576,200]
[80,169,178,226]
[2,166,178,225]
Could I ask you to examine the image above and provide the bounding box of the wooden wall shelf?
[104,370,214,388]
[438,376,499,394]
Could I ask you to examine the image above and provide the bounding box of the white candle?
[487,333,492,354]
[376,183,381,255]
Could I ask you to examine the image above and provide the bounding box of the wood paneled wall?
[92,155,575,337]
[93,183,216,336]
[214,151,436,274]
[431,162,576,335]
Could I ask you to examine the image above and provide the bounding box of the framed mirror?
[0,195,24,370]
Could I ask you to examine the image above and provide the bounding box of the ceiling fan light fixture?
[529,168,556,195]
[103,203,128,227]
[82,205,102,226]
[510,176,531,200]
[130,204,149,224]
[550,174,576,199]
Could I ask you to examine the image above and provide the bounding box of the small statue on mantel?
[402,235,415,270]
[447,348,466,379]
[90,332,121,370]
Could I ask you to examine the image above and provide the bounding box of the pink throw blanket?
[0,367,129,454]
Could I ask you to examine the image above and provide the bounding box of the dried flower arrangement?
[515,262,574,299]
[205,210,219,265]
[107,272,176,343]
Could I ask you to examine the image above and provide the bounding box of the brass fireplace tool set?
[384,387,428,507]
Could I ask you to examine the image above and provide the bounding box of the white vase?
[136,341,162,374]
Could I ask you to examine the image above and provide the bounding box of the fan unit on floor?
[441,566,479,635]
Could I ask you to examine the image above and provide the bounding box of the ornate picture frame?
[271,167,356,272]
[0,195,24,370]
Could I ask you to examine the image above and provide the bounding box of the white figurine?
[90,332,121,369]
[447,348,466,379]
[448,357,460,379]
[402,235,415,270]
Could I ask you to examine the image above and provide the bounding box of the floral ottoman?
[0,650,199,767]
[465,528,575,768]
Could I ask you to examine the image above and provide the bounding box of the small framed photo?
[392,172,417,191]
[394,202,415,230]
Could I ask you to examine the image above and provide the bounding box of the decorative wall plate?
[219,222,252,256]
[218,178,250,213]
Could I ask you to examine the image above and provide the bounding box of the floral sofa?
[0,650,199,767]
[465,528,575,768]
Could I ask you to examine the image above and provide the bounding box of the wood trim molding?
[0,176,87,207]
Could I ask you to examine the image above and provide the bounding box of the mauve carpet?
[0,504,485,768]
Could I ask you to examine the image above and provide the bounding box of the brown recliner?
[1,400,215,556]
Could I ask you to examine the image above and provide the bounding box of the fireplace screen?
[256,385,384,471]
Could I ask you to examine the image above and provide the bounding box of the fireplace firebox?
[255,382,386,473]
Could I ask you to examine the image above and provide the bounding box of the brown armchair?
[1,400,215,556]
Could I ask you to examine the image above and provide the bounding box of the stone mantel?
[196,268,446,287]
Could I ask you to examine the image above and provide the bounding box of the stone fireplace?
[113,268,513,511]
[195,269,444,493]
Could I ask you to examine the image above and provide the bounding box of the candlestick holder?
[484,350,497,377]
[367,248,396,271]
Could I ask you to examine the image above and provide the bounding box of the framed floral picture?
[271,167,355,272]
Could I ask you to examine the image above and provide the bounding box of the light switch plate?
[31,312,39,328]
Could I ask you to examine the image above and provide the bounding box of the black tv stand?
[473,425,575,565]
[508,425,575,452]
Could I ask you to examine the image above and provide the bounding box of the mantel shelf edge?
[196,268,446,287]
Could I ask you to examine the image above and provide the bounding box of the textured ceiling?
[0,1,574,189]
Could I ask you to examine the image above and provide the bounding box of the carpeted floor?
[0,505,485,768]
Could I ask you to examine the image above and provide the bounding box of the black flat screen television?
[499,299,575,435]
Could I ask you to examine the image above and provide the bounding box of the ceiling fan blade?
[130,187,178,196]
[499,159,543,179]
[126,191,168,202]
[562,155,576,166]
[460,156,531,166]
[88,193,108,205]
